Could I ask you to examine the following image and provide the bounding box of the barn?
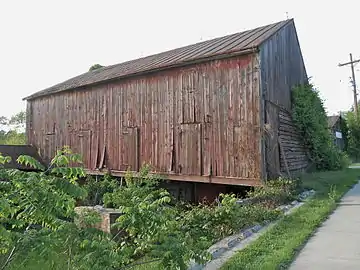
[24,18,309,193]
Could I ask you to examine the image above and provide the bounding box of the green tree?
[0,146,288,270]
[0,111,26,145]
[345,108,360,161]
[89,64,104,72]
[9,111,26,130]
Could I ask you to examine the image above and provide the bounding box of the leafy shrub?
[179,194,281,243]
[0,147,91,268]
[74,208,102,229]
[103,165,210,269]
[0,147,131,270]
[103,167,283,269]
[0,149,295,270]
[291,83,349,170]
[345,108,360,161]
[6,223,122,270]
[247,177,300,208]
[81,173,120,206]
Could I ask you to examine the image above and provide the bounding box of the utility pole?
[339,53,360,116]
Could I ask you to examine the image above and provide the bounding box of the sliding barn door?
[177,123,202,175]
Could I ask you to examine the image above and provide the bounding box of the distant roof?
[24,19,293,100]
[328,115,340,128]
[0,145,45,171]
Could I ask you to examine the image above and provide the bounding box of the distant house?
[327,115,345,150]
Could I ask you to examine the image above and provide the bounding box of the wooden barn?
[24,18,309,189]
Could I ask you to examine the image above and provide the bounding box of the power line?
[339,53,360,117]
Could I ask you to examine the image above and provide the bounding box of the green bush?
[1,148,301,270]
[345,108,360,161]
[179,195,281,242]
[291,84,349,170]
[103,166,286,269]
[0,111,26,145]
[81,173,119,206]
[103,165,211,269]
[247,177,300,208]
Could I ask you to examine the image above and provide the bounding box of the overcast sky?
[0,0,358,117]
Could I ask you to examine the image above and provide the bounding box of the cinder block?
[74,205,122,235]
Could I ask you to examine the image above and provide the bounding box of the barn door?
[178,123,201,175]
[44,134,55,164]
[43,124,56,164]
[78,130,92,169]
[119,127,139,171]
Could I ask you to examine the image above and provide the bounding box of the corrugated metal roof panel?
[25,19,292,100]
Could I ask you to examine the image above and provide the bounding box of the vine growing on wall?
[291,83,349,170]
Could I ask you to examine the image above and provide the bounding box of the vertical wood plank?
[228,65,235,177]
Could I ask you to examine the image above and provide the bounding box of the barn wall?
[259,20,308,178]
[27,54,262,185]
[278,108,309,173]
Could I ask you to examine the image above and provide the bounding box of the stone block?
[211,247,227,259]
[227,237,240,248]
[251,224,263,233]
[239,229,253,240]
[74,205,122,235]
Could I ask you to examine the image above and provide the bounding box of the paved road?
[289,181,360,270]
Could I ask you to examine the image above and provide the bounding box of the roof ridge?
[94,19,291,71]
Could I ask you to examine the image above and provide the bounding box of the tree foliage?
[0,147,89,268]
[345,108,360,161]
[103,166,283,269]
[103,166,211,268]
[89,64,104,72]
[0,111,26,145]
[0,130,25,145]
[291,83,349,170]
[1,147,294,270]
[81,173,119,206]
[8,111,26,129]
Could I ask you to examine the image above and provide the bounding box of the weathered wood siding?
[27,54,262,185]
[259,20,308,177]
[278,109,309,173]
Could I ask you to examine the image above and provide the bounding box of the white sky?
[0,0,358,117]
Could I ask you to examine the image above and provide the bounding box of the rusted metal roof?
[24,19,292,100]
[0,145,45,171]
